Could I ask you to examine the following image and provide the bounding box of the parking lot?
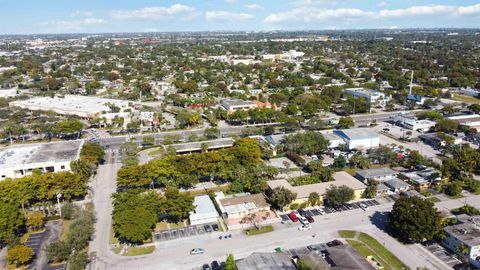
[423,242,463,268]
[154,223,219,242]
[279,199,381,222]
[25,231,47,255]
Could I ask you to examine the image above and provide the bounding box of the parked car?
[190,248,205,255]
[299,216,309,225]
[298,224,311,231]
[211,261,221,270]
[306,216,314,223]
[202,264,211,270]
[318,208,326,215]
[326,240,343,247]
[359,203,369,211]
[211,223,219,231]
[298,208,307,217]
[307,245,319,254]
[204,224,212,232]
[289,211,299,222]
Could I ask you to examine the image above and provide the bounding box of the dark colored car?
[298,208,307,217]
[212,223,219,231]
[211,261,221,270]
[326,240,343,247]
[202,264,212,270]
[204,224,212,232]
[306,216,314,223]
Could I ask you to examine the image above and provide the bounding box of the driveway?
[26,220,62,270]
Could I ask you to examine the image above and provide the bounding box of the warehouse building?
[334,128,380,150]
[0,140,84,180]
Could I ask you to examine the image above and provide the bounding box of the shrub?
[290,203,299,210]
[7,245,33,266]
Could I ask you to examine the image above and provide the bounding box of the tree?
[308,192,321,206]
[117,165,152,189]
[204,127,220,139]
[80,142,105,166]
[350,154,371,169]
[7,245,33,266]
[46,241,71,262]
[324,185,354,207]
[68,251,89,270]
[0,201,24,245]
[225,254,237,270]
[284,131,329,155]
[444,181,463,197]
[26,211,44,230]
[267,187,297,210]
[61,202,78,220]
[362,180,379,199]
[368,145,398,165]
[159,187,195,223]
[120,141,139,166]
[332,155,347,169]
[337,116,354,129]
[388,196,441,243]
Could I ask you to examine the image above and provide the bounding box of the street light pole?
[56,192,62,217]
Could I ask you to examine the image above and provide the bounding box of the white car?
[359,203,369,211]
[318,208,326,215]
[299,216,309,225]
[190,248,205,255]
[298,224,311,231]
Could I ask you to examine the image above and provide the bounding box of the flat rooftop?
[221,99,256,107]
[445,218,480,247]
[267,171,366,199]
[10,95,129,116]
[0,140,83,169]
[334,128,379,140]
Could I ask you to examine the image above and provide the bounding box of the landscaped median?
[245,225,274,236]
[338,230,409,270]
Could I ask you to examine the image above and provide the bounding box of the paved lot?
[423,242,463,268]
[154,223,219,242]
[279,200,380,222]
[25,231,47,255]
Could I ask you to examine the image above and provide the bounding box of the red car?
[306,216,314,223]
[289,211,299,222]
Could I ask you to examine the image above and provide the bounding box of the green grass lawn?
[245,225,274,236]
[109,228,120,245]
[338,230,357,239]
[124,246,155,256]
[155,221,169,232]
[148,149,163,156]
[112,244,125,254]
[451,94,480,104]
[357,232,409,270]
[60,220,71,241]
[426,196,441,203]
[169,221,186,229]
[347,240,390,270]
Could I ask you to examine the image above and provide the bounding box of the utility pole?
[56,192,62,217]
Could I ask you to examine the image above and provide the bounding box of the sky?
[0,0,480,34]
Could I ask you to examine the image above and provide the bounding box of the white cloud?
[110,4,196,20]
[205,11,255,22]
[70,10,93,17]
[377,1,388,7]
[245,4,262,10]
[264,4,480,24]
[41,18,105,31]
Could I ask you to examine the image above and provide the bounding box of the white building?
[10,95,131,119]
[444,217,480,268]
[344,88,390,107]
[334,128,380,150]
[189,195,219,226]
[391,115,435,131]
[220,99,257,113]
[0,140,83,180]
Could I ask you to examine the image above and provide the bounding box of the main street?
[98,110,420,149]
[89,166,478,270]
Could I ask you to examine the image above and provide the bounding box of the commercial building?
[267,171,367,207]
[356,167,398,184]
[390,115,435,131]
[10,95,131,119]
[189,195,219,226]
[0,140,83,180]
[334,128,380,150]
[443,216,480,268]
[448,114,480,131]
[220,99,257,113]
[322,132,344,148]
[344,88,390,107]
